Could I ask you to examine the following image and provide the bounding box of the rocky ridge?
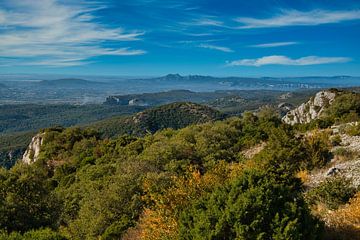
[282,90,337,125]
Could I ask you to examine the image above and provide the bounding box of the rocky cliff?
[22,133,45,164]
[282,90,337,125]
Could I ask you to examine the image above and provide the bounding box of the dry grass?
[323,192,360,240]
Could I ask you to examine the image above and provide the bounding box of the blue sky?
[0,0,359,77]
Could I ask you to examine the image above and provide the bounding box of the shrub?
[330,134,342,146]
[303,130,332,169]
[323,192,360,240]
[333,147,357,162]
[179,169,323,240]
[306,176,357,210]
[323,92,360,123]
[0,228,66,240]
[345,123,360,136]
[296,170,310,184]
[22,228,66,240]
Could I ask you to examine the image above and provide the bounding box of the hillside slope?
[91,102,224,138]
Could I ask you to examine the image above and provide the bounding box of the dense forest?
[0,89,360,239]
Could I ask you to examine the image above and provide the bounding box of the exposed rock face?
[278,92,293,100]
[128,98,148,106]
[282,90,336,125]
[308,159,360,189]
[22,133,45,164]
[278,102,294,117]
[307,122,360,188]
[241,142,267,159]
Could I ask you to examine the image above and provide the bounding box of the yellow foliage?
[324,192,360,240]
[131,162,241,240]
[305,129,332,148]
[296,170,309,184]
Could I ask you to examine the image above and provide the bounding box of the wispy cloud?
[235,9,360,29]
[249,41,299,48]
[198,44,234,53]
[194,18,224,27]
[185,16,225,27]
[0,0,146,66]
[227,55,351,67]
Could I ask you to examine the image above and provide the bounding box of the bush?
[0,165,61,233]
[0,228,66,240]
[345,123,360,136]
[330,134,342,146]
[22,228,66,240]
[306,176,357,210]
[179,169,322,240]
[333,147,357,162]
[303,131,332,169]
[323,92,360,123]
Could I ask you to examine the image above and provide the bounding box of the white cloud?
[227,55,351,67]
[185,16,225,27]
[198,44,234,53]
[249,41,299,48]
[194,18,224,27]
[235,9,360,29]
[0,0,146,67]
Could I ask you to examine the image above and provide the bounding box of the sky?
[0,0,359,77]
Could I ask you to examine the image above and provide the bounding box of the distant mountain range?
[37,78,105,87]
[125,74,360,91]
[0,74,359,104]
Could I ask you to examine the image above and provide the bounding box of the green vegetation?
[323,91,360,123]
[0,228,66,240]
[1,89,359,239]
[0,102,222,168]
[0,88,315,168]
[179,169,321,240]
[0,104,145,134]
[91,102,224,138]
[306,176,358,210]
[345,123,360,136]
[294,90,360,131]
[0,103,145,168]
[0,132,35,168]
[0,109,333,239]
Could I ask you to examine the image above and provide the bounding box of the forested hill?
[0,102,223,168]
[90,102,225,138]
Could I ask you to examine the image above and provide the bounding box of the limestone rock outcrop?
[282,90,337,125]
[22,133,45,164]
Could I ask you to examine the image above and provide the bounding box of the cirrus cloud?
[249,41,299,48]
[235,9,360,29]
[227,55,351,67]
[0,0,146,67]
[198,44,233,53]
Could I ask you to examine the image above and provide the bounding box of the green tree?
[179,169,322,240]
[0,164,60,233]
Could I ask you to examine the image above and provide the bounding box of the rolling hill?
[91,102,225,138]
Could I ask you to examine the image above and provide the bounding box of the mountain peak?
[163,74,183,80]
